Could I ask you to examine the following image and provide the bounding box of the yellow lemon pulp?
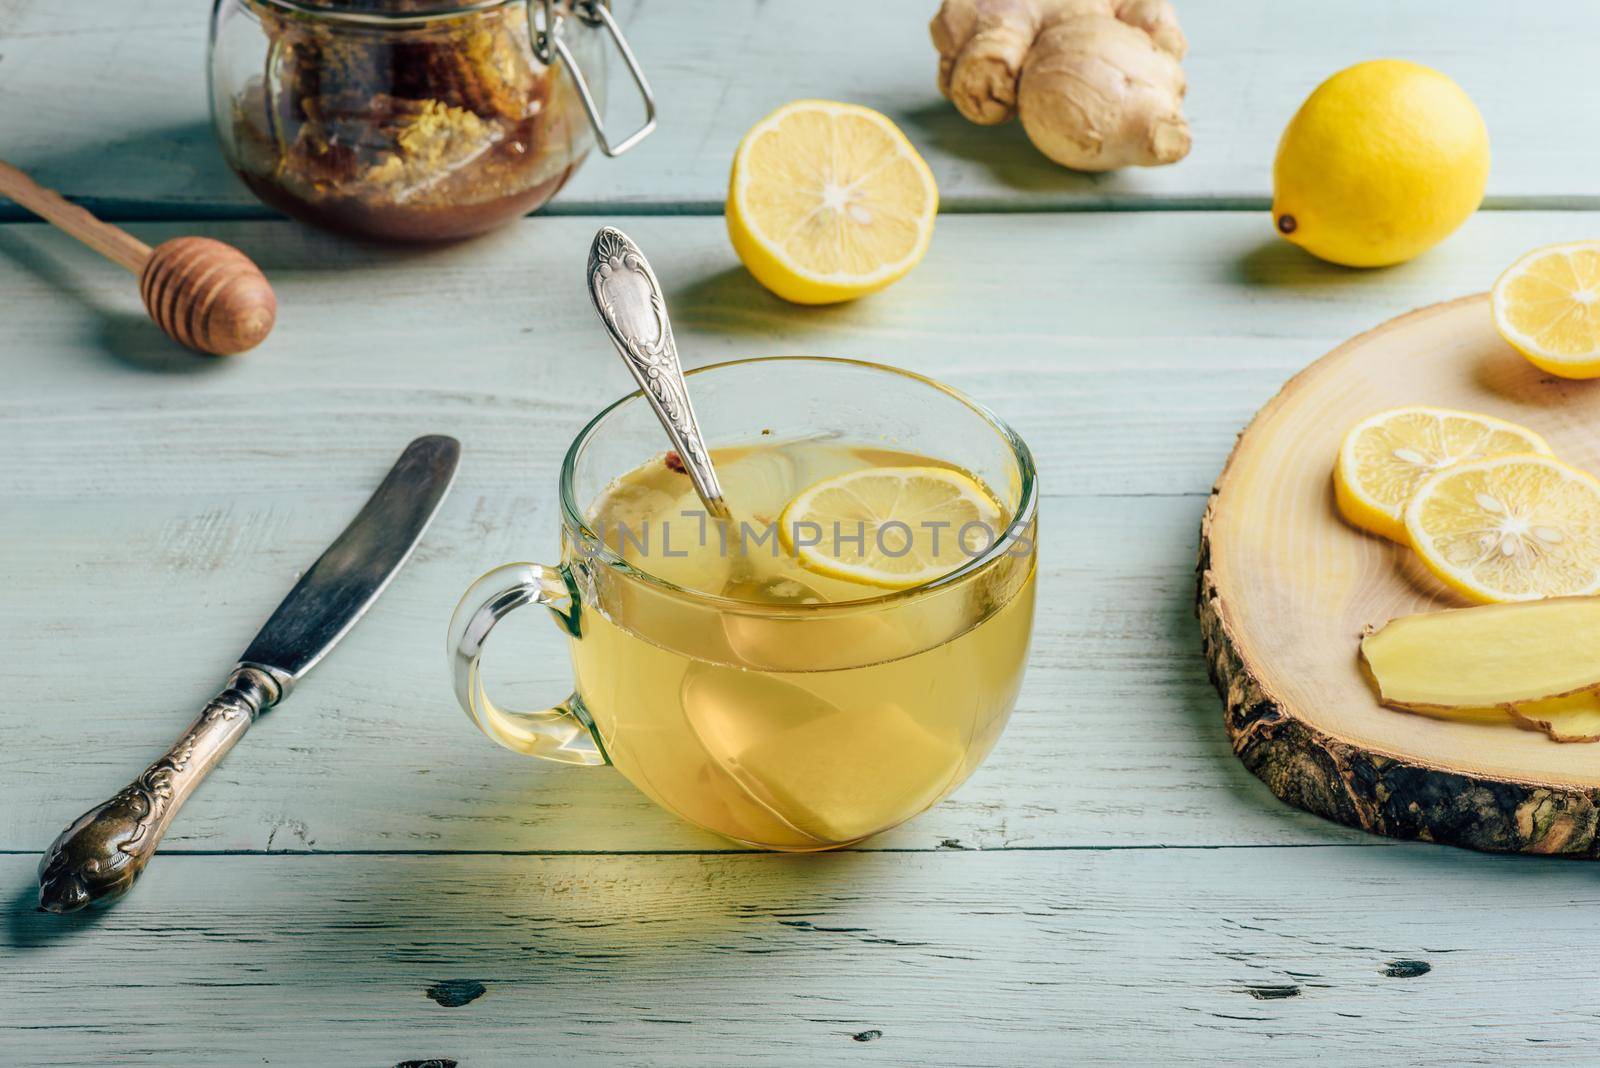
[1334,406,1551,543]
[727,100,938,304]
[1272,59,1489,267]
[778,466,1004,589]
[1492,242,1600,378]
[1404,454,1600,603]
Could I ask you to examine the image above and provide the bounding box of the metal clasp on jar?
[530,0,657,156]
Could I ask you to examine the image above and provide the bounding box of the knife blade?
[37,435,460,913]
[240,434,459,691]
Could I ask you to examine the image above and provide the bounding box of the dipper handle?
[0,158,150,271]
[0,159,276,355]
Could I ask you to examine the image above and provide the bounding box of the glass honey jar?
[208,0,655,241]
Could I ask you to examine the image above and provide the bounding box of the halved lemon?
[727,100,938,304]
[1404,453,1600,603]
[778,466,1003,589]
[1492,241,1600,378]
[1334,406,1552,543]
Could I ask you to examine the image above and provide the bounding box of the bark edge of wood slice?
[1198,293,1600,857]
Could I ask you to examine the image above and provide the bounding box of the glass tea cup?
[447,358,1038,850]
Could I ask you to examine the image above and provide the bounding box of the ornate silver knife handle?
[587,226,728,518]
[36,435,459,914]
[37,667,279,913]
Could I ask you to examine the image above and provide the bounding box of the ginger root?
[1360,598,1600,712]
[930,0,1190,171]
[1360,599,1600,743]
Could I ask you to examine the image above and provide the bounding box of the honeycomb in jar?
[249,0,551,203]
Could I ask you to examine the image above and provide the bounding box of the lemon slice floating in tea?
[1334,406,1552,543]
[779,466,1003,589]
[1404,453,1600,603]
[727,100,938,304]
[1492,241,1600,379]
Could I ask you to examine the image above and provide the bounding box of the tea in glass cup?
[448,358,1038,850]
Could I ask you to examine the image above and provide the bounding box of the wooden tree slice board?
[1198,294,1600,856]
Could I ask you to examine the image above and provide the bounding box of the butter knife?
[37,434,460,913]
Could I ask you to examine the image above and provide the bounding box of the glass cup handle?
[447,562,607,766]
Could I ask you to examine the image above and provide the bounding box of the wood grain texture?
[7,211,1600,857]
[138,236,276,355]
[0,168,277,359]
[7,0,1600,219]
[5,848,1600,1065]
[0,158,150,270]
[1200,296,1600,855]
[8,2,1600,1057]
[3,209,1588,498]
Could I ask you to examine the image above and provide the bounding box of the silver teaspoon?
[586,226,729,520]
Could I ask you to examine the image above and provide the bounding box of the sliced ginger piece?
[1402,704,1514,727]
[1361,597,1600,710]
[1396,693,1600,743]
[1510,691,1600,743]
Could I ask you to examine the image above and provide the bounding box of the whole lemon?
[1272,60,1489,268]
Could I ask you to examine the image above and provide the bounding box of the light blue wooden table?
[6,2,1600,1063]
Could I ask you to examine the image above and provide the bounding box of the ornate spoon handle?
[37,667,280,913]
[586,226,728,518]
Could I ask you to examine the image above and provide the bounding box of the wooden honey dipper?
[0,159,276,355]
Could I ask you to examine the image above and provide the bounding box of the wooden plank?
[5,210,1597,855]
[4,0,1600,219]
[1,210,1582,499]
[5,484,1313,854]
[4,848,1598,1064]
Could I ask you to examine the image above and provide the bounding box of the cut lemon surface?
[727,100,937,304]
[1492,241,1600,378]
[1334,406,1552,543]
[779,466,1004,589]
[1404,453,1600,603]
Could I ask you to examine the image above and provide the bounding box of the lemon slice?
[778,466,1003,589]
[1404,453,1600,603]
[1334,406,1553,543]
[727,100,938,305]
[1492,242,1600,378]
